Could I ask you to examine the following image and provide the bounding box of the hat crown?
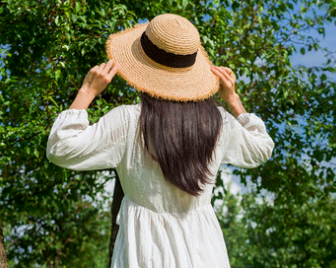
[146,14,200,55]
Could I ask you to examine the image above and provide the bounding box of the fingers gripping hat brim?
[106,22,220,102]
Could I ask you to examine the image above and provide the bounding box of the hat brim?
[106,22,219,102]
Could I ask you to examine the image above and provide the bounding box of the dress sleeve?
[46,105,130,171]
[219,107,275,168]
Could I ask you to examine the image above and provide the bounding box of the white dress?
[46,103,274,268]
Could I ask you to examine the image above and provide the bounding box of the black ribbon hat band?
[140,31,198,68]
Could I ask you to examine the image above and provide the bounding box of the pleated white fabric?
[46,103,274,268]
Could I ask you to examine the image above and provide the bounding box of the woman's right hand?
[210,66,238,104]
[81,59,120,97]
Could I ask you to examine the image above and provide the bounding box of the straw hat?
[106,13,219,102]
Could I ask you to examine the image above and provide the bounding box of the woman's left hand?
[81,59,120,97]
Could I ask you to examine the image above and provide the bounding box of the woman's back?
[116,103,218,214]
[47,102,273,267]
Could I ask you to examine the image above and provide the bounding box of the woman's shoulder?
[121,103,141,115]
[216,105,230,120]
[125,103,141,109]
[100,103,141,123]
[216,105,227,112]
[108,103,141,114]
[113,103,141,120]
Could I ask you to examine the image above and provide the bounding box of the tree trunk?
[108,171,124,268]
[0,219,8,268]
[53,254,59,268]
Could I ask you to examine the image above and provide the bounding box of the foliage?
[1,0,335,267]
[215,175,336,268]
[6,195,111,268]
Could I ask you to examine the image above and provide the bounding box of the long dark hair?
[138,92,223,197]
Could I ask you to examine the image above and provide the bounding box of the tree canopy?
[1,0,335,267]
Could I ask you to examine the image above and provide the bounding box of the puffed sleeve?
[219,107,274,168]
[46,105,130,171]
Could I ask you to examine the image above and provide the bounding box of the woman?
[47,14,274,268]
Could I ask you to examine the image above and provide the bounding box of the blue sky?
[291,22,336,69]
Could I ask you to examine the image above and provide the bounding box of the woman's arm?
[46,59,129,170]
[69,59,120,110]
[211,65,274,168]
[225,94,246,118]
[210,65,246,118]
